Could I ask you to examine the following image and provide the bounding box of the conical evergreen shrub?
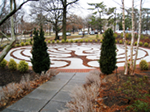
[31,27,50,74]
[99,28,117,75]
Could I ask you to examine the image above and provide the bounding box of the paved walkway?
[2,72,88,112]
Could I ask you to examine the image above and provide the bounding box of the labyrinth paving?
[4,43,150,69]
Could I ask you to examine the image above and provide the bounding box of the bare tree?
[60,0,79,40]
[133,0,143,73]
[0,0,39,63]
[122,0,128,75]
[30,0,63,40]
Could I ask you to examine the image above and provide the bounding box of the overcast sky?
[71,0,150,18]
[22,0,150,21]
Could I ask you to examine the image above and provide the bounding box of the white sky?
[21,0,150,21]
[73,0,150,18]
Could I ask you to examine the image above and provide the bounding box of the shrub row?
[46,39,102,44]
[116,40,150,47]
[0,59,29,72]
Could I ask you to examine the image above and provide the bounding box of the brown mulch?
[0,67,38,87]
[97,68,150,112]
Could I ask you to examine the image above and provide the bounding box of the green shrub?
[127,100,150,112]
[31,27,50,74]
[15,44,20,47]
[139,60,148,70]
[115,40,117,43]
[56,40,59,43]
[75,40,78,43]
[128,41,131,45]
[80,39,83,43]
[139,42,143,46]
[61,39,65,43]
[52,40,55,44]
[66,39,69,43]
[70,39,74,43]
[0,59,7,68]
[144,42,148,47]
[25,42,29,46]
[113,33,118,38]
[126,41,128,44]
[134,41,137,46]
[100,39,103,43]
[90,40,93,43]
[8,59,17,70]
[48,40,51,44]
[99,28,117,75]
[21,42,24,46]
[85,39,88,43]
[119,40,123,44]
[18,60,29,72]
[95,39,98,42]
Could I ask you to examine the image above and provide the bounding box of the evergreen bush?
[85,39,88,43]
[18,60,29,72]
[139,60,148,70]
[99,28,117,74]
[80,39,83,43]
[15,44,20,47]
[144,42,148,47]
[48,40,51,44]
[66,39,69,43]
[8,59,17,70]
[56,40,59,43]
[95,39,98,42]
[113,33,118,38]
[134,41,137,46]
[119,40,123,44]
[21,42,24,46]
[115,40,117,43]
[90,40,93,42]
[0,59,7,68]
[70,39,74,43]
[31,27,50,74]
[139,42,143,46]
[25,42,29,46]
[128,41,131,45]
[100,39,103,43]
[75,40,78,43]
[61,39,65,43]
[52,40,55,44]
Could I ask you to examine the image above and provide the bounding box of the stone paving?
[2,72,88,112]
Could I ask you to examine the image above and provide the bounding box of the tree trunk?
[133,0,143,72]
[122,0,128,75]
[0,0,16,63]
[130,0,135,75]
[62,0,67,40]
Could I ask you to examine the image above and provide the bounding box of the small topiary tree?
[99,28,117,75]
[8,59,17,70]
[31,27,50,74]
[18,60,29,72]
[0,59,7,68]
[139,60,148,70]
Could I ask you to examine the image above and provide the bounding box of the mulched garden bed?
[97,68,150,112]
[0,67,37,87]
